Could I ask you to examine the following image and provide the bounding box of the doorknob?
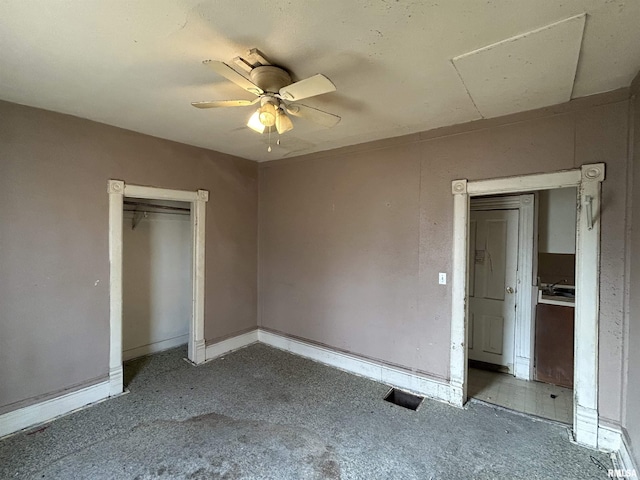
[506,286,514,294]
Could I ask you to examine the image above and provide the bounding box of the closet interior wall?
[122,199,191,361]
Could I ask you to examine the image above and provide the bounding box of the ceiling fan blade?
[204,60,263,96]
[285,103,341,128]
[191,99,259,109]
[278,74,336,101]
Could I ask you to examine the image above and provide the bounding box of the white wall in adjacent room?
[122,202,191,360]
[538,187,577,254]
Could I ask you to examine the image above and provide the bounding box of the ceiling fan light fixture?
[258,102,277,127]
[193,56,339,136]
[247,110,266,133]
[275,108,293,134]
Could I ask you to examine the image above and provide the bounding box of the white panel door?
[468,209,519,371]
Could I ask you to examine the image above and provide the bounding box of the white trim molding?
[573,164,604,447]
[259,330,456,405]
[514,195,536,380]
[191,189,209,364]
[450,164,605,448]
[0,381,111,439]
[108,180,209,397]
[205,330,259,361]
[450,179,469,407]
[108,180,125,396]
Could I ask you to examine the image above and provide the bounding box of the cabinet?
[534,304,574,388]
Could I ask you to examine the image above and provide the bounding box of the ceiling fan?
[191,49,340,136]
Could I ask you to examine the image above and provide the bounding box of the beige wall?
[623,83,640,465]
[259,92,630,425]
[0,101,258,413]
[1,87,635,443]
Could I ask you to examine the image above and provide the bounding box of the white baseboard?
[109,365,123,397]
[597,424,639,479]
[0,380,111,439]
[599,424,623,452]
[574,404,599,448]
[257,330,455,405]
[122,334,189,361]
[617,431,638,475]
[0,330,257,439]
[514,355,532,381]
[205,329,259,361]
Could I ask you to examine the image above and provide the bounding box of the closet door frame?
[107,180,209,396]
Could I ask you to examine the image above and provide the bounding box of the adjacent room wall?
[0,101,258,414]
[538,187,577,254]
[623,77,640,466]
[259,91,630,427]
[122,204,191,361]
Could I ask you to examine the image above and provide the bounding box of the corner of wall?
[630,70,640,98]
[620,73,640,472]
[619,428,639,476]
[256,165,263,329]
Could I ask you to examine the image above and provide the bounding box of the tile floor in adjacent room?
[468,367,573,424]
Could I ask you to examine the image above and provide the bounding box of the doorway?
[449,164,605,448]
[467,195,534,377]
[466,191,577,424]
[107,180,209,397]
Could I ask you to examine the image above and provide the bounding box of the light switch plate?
[439,272,447,285]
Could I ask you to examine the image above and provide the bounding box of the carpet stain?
[317,449,341,479]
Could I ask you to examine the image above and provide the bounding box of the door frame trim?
[469,194,536,380]
[449,164,605,448]
[107,180,209,396]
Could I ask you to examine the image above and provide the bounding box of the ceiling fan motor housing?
[249,66,292,93]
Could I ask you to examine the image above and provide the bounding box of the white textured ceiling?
[453,14,586,118]
[1,1,639,162]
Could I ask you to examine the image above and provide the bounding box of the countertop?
[538,284,575,307]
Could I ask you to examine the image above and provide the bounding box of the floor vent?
[384,388,424,411]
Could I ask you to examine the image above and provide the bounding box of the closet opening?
[122,199,192,380]
[107,180,209,398]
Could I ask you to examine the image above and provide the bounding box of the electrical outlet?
[439,272,447,285]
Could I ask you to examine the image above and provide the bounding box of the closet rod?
[123,200,190,213]
[123,208,188,216]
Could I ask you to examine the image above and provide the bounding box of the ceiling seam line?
[449,59,484,119]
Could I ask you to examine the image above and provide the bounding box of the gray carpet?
[0,344,612,479]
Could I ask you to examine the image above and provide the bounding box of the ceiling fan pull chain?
[267,127,272,152]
